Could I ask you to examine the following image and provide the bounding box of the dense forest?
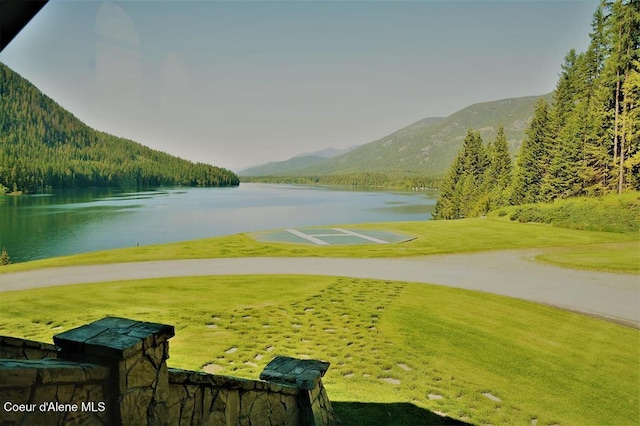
[0,63,239,194]
[434,0,639,220]
[241,173,440,190]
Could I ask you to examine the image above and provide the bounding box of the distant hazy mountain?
[238,145,359,176]
[241,95,551,178]
[296,146,360,158]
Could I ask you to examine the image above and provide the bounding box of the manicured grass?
[535,242,640,274]
[1,218,637,273]
[1,276,637,425]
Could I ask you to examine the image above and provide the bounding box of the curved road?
[1,250,638,327]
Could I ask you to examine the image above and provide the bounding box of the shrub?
[490,192,640,233]
[510,206,551,224]
[1,247,11,266]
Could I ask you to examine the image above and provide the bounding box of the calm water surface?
[0,183,438,263]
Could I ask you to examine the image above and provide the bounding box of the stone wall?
[0,317,337,426]
[0,335,57,360]
[166,356,337,425]
[0,358,113,425]
[167,368,301,425]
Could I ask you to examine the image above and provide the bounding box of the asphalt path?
[1,250,638,327]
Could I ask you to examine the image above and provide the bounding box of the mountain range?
[238,94,552,178]
[239,146,359,176]
[2,58,552,190]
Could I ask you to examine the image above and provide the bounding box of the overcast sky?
[1,0,598,170]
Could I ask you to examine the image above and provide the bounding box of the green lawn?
[535,242,640,274]
[1,275,638,425]
[2,218,638,274]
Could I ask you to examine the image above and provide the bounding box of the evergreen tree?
[471,126,512,214]
[605,0,640,193]
[580,4,614,194]
[0,248,11,266]
[487,126,512,209]
[458,131,488,217]
[551,49,581,133]
[433,150,464,220]
[543,51,591,200]
[531,0,639,200]
[621,60,640,189]
[510,99,551,204]
[543,105,587,199]
[433,130,487,219]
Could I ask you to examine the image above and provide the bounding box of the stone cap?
[53,317,175,360]
[260,356,330,390]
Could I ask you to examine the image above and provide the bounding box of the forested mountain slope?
[0,63,239,193]
[253,96,549,178]
[239,146,359,176]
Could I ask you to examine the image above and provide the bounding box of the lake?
[0,183,438,263]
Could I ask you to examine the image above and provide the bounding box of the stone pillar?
[260,356,337,426]
[54,316,175,425]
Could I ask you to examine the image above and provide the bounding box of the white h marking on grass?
[284,229,329,245]
[284,228,390,245]
[332,228,389,244]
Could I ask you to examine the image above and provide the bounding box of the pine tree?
[542,51,591,200]
[621,60,640,189]
[433,130,487,219]
[458,131,488,217]
[0,248,11,266]
[472,126,513,213]
[487,126,512,209]
[510,99,551,204]
[544,104,587,199]
[605,0,640,193]
[433,153,464,220]
[551,49,581,132]
[575,24,610,196]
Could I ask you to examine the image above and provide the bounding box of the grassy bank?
[1,218,638,274]
[535,242,639,274]
[1,275,637,425]
[490,191,640,233]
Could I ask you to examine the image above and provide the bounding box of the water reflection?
[0,184,437,263]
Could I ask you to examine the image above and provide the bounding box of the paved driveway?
[1,250,638,327]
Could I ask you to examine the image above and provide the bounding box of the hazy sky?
[1,0,598,170]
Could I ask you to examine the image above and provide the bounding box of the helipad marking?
[332,228,389,244]
[284,227,391,245]
[252,227,415,246]
[284,228,329,245]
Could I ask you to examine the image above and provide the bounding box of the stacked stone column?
[54,316,175,425]
[260,356,337,426]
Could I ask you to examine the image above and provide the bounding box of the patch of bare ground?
[202,364,224,374]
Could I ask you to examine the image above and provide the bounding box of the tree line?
[241,173,441,190]
[435,0,639,219]
[0,63,239,193]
